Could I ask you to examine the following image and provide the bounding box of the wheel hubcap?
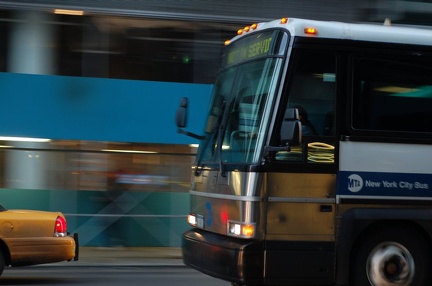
[367,242,414,286]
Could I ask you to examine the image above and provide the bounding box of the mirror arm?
[177,128,206,140]
[264,145,291,153]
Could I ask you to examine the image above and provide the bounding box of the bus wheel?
[350,227,432,286]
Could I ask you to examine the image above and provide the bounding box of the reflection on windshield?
[198,57,282,166]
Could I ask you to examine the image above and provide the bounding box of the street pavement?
[56,247,184,267]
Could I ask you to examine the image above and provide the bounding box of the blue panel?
[0,73,213,144]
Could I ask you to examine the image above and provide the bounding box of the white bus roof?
[231,18,432,46]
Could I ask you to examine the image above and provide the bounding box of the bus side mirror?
[176,97,188,128]
[175,97,205,140]
[280,108,302,146]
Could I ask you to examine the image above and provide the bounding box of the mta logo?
[347,174,363,193]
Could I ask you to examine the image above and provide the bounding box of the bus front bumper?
[182,228,264,285]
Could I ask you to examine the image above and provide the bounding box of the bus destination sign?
[226,32,274,66]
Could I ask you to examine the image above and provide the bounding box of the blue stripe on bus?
[337,171,432,197]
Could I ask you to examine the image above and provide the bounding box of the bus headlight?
[228,221,255,238]
[188,214,197,226]
[188,213,204,228]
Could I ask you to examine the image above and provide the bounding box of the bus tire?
[350,226,432,286]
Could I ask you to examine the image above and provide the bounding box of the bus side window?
[275,50,336,164]
[352,56,432,134]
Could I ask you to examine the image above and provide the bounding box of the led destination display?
[224,31,274,66]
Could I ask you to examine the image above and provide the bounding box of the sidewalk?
[58,247,185,267]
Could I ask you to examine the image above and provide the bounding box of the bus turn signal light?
[304,27,318,35]
[228,221,255,238]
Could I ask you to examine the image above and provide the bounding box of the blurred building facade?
[0,0,430,247]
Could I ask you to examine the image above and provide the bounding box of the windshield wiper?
[215,99,236,178]
[194,100,226,176]
[215,117,226,177]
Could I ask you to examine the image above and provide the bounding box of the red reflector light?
[54,216,67,237]
[220,210,228,224]
[304,27,317,35]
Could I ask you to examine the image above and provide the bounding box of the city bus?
[176,17,432,286]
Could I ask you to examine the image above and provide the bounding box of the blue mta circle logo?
[348,174,363,193]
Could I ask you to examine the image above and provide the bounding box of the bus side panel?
[265,240,335,285]
[262,173,337,284]
[266,173,336,241]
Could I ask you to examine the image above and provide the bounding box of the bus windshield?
[197,30,288,167]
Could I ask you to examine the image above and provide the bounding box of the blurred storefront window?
[0,9,240,83]
[0,141,196,193]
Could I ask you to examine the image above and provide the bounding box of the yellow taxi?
[0,204,78,275]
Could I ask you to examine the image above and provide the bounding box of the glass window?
[0,9,242,84]
[0,141,195,193]
[198,57,283,165]
[275,49,336,164]
[352,56,432,133]
[197,29,289,166]
[55,14,240,83]
[222,58,281,163]
[0,10,9,72]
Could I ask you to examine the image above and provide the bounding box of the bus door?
[264,48,338,281]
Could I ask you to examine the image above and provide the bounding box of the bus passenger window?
[352,56,432,134]
[275,50,336,164]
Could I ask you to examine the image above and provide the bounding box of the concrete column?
[5,142,49,190]
[5,11,55,189]
[8,10,55,74]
